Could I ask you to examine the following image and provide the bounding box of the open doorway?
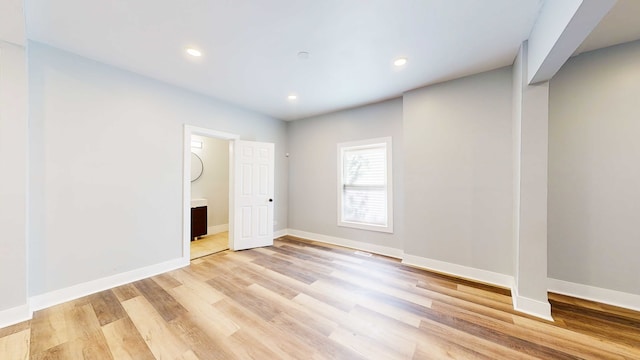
[190,134,229,259]
[183,126,239,261]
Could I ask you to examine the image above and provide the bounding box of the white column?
[512,42,552,320]
[0,0,30,327]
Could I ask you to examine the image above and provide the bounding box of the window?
[337,137,393,233]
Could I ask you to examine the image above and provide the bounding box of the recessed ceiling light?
[287,94,298,101]
[186,48,202,57]
[393,57,408,67]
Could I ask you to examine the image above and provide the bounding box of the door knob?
[269,198,273,202]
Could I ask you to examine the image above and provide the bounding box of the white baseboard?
[207,223,228,235]
[286,229,404,259]
[0,303,31,329]
[512,286,553,321]
[30,257,189,312]
[401,254,514,290]
[548,278,640,312]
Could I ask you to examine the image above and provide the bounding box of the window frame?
[337,137,393,233]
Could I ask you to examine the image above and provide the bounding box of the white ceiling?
[23,0,640,121]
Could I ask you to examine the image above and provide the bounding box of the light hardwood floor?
[191,232,229,260]
[1,236,639,359]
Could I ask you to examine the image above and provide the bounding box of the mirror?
[191,152,203,182]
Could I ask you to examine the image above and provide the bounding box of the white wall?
[403,67,514,276]
[191,135,229,231]
[287,98,404,252]
[28,42,288,296]
[0,41,29,321]
[549,40,640,295]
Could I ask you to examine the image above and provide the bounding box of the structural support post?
[0,0,30,327]
[512,42,552,320]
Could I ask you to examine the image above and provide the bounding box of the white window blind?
[338,137,393,233]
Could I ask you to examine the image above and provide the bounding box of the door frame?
[182,125,239,261]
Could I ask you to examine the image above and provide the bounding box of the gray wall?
[191,135,229,229]
[403,67,514,276]
[287,98,404,250]
[0,41,28,314]
[28,42,288,296]
[549,40,640,295]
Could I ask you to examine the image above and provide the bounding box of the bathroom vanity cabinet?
[191,206,207,240]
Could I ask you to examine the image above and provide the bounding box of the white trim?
[512,286,553,321]
[0,303,31,329]
[548,278,640,312]
[337,137,393,234]
[401,254,514,289]
[207,223,229,235]
[287,229,403,259]
[183,125,239,262]
[30,257,188,312]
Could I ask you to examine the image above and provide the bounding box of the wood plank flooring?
[2,236,639,359]
[191,232,229,260]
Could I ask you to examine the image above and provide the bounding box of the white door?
[231,140,275,251]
